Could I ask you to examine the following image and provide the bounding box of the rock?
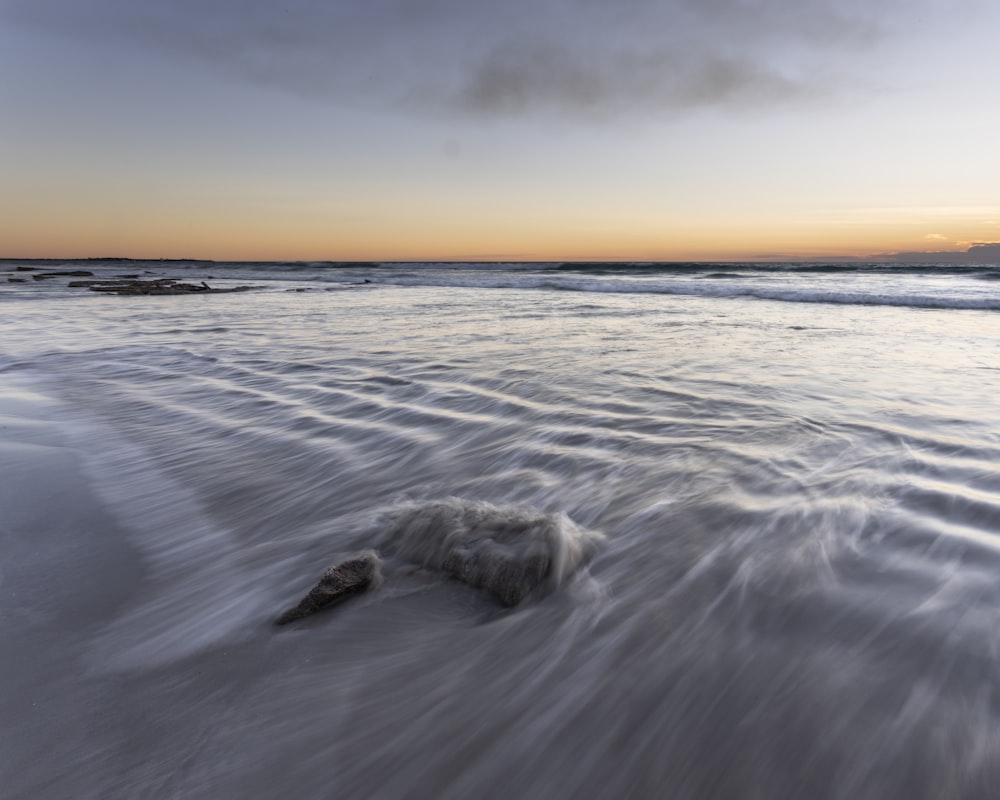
[275,551,381,625]
[84,278,256,295]
[31,270,94,280]
[273,502,603,626]
[6,272,257,295]
[376,499,604,607]
[442,547,550,607]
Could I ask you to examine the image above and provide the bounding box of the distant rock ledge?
[4,269,257,295]
[71,277,257,295]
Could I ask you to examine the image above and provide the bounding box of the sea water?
[2,260,999,798]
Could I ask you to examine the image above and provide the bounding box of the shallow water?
[2,263,1000,797]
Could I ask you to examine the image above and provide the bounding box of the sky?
[1,0,999,262]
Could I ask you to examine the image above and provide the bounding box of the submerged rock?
[441,547,550,607]
[275,551,381,625]
[274,501,603,626]
[376,499,604,607]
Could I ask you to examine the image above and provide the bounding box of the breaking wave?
[362,272,1000,311]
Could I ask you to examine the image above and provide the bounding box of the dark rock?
[85,278,256,295]
[442,548,550,607]
[274,503,603,627]
[31,270,94,279]
[88,279,177,294]
[275,551,380,625]
[7,277,26,283]
[376,499,604,607]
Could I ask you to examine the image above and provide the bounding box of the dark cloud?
[454,41,807,117]
[2,0,928,119]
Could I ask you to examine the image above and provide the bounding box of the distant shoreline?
[3,257,999,269]
[2,245,1000,267]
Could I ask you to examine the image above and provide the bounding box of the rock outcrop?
[39,270,95,278]
[274,501,604,625]
[77,278,255,295]
[3,270,257,295]
[376,499,604,607]
[275,551,381,625]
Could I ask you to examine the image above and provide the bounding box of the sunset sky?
[2,0,998,262]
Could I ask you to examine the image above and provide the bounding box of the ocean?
[2,259,999,798]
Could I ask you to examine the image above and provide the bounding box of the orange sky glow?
[2,1,998,263]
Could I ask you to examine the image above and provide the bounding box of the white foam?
[362,271,1000,310]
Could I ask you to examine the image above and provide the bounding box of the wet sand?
[0,381,298,800]
[1,382,142,798]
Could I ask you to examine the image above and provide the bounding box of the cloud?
[2,0,932,119]
[451,41,808,117]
